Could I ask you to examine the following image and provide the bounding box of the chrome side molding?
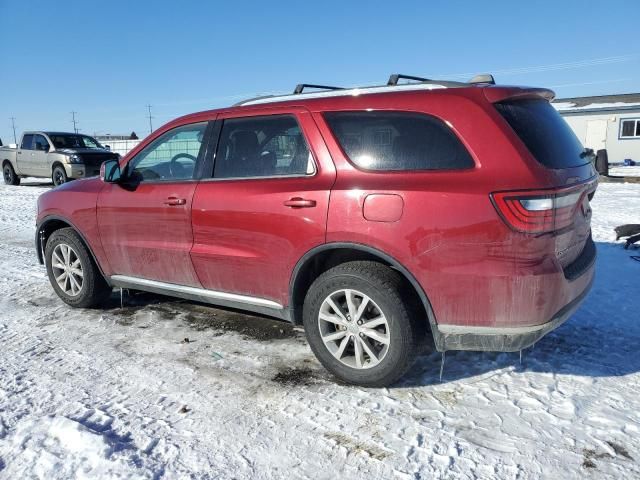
[109,275,284,310]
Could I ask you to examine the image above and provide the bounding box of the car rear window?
[323,111,474,171]
[495,99,588,169]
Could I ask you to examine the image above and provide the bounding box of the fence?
[100,139,142,156]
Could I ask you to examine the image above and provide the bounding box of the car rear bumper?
[433,270,594,352]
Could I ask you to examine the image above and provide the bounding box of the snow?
[608,165,640,177]
[0,180,639,479]
[553,101,640,112]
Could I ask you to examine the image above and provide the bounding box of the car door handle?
[283,197,316,208]
[164,197,186,206]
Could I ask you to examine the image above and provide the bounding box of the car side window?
[126,123,207,182]
[33,135,49,152]
[21,134,34,150]
[214,115,314,179]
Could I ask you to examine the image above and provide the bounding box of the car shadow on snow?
[94,241,639,388]
[399,241,640,387]
[101,290,299,342]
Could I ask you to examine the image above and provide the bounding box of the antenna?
[146,104,154,134]
[70,111,79,133]
[10,117,17,143]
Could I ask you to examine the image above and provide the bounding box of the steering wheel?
[169,153,197,178]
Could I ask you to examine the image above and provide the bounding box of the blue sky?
[0,0,638,143]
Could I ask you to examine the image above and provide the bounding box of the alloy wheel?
[51,243,84,296]
[53,169,65,186]
[317,289,390,369]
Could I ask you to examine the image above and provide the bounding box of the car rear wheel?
[52,165,68,186]
[303,261,419,387]
[3,163,20,185]
[45,228,112,308]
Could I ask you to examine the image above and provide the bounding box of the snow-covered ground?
[0,179,639,479]
[608,165,640,177]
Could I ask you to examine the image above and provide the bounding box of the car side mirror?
[100,159,121,183]
[104,145,111,151]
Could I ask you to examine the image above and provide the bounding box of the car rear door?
[16,134,36,175]
[97,120,213,286]
[190,107,336,306]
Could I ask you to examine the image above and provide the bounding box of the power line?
[9,117,17,144]
[70,111,79,133]
[146,105,154,134]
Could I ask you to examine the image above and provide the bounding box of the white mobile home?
[553,93,640,164]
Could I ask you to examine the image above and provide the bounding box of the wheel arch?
[289,242,442,349]
[36,215,109,283]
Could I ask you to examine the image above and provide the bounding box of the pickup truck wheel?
[45,228,112,308]
[52,165,68,186]
[3,163,20,185]
[303,261,419,387]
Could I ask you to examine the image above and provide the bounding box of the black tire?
[3,162,20,185]
[595,149,608,176]
[52,165,68,186]
[303,261,420,387]
[45,228,112,308]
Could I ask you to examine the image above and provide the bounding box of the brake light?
[491,182,595,234]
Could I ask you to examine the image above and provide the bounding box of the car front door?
[32,134,51,176]
[97,121,212,287]
[190,108,336,307]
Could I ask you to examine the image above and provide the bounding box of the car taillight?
[491,182,595,234]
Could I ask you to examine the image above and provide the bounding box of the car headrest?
[230,130,259,159]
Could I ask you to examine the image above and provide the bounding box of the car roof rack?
[387,74,431,86]
[234,72,496,106]
[293,83,344,94]
[232,94,277,106]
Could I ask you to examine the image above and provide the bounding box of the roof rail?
[468,74,495,85]
[293,84,344,94]
[232,94,277,106]
[387,74,431,86]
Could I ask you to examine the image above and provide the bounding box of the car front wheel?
[303,261,420,387]
[45,228,112,308]
[52,165,68,186]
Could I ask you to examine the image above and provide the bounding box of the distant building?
[553,93,640,164]
[94,131,139,141]
[92,132,141,155]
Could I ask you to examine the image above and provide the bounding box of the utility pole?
[146,104,154,134]
[10,117,17,143]
[70,111,79,133]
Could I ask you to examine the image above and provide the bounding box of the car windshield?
[48,134,103,150]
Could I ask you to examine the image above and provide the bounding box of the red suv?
[36,75,597,386]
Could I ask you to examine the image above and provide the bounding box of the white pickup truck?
[1,131,119,186]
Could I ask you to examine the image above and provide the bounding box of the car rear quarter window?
[323,111,474,171]
[495,99,588,169]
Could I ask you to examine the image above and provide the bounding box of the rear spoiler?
[483,87,555,104]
